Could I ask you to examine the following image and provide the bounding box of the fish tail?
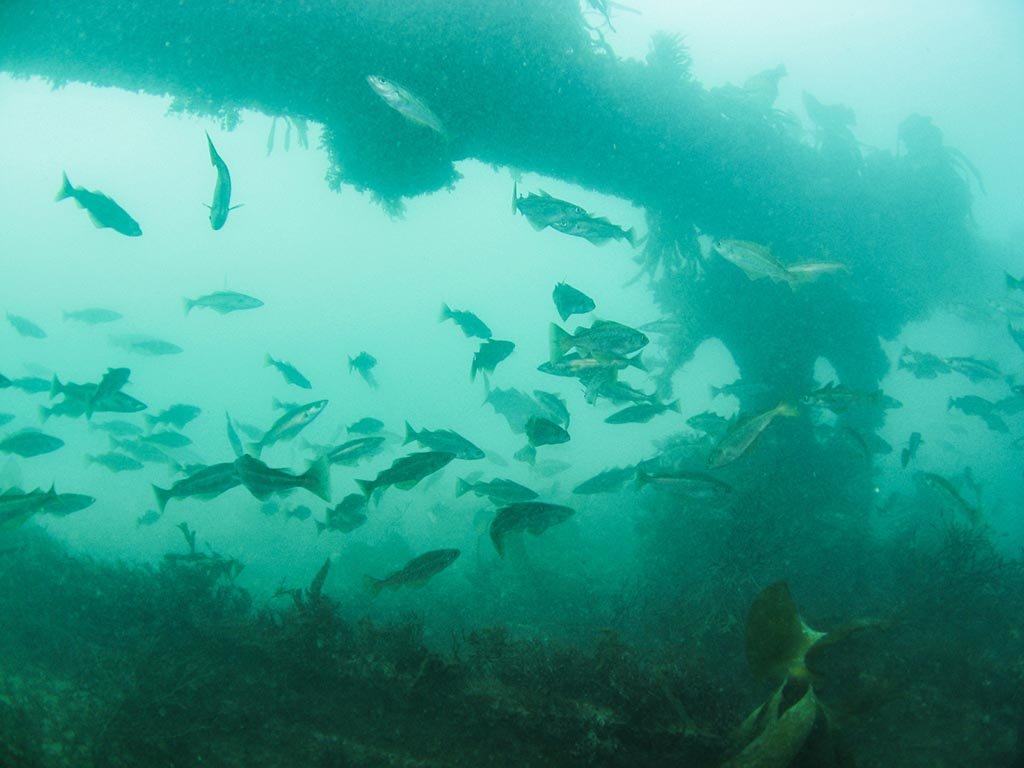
[946,397,955,411]
[247,441,263,457]
[470,356,479,382]
[49,376,64,400]
[152,484,172,514]
[634,470,649,488]
[355,478,375,497]
[363,575,384,598]
[205,131,218,165]
[489,525,506,558]
[439,303,453,323]
[667,400,681,413]
[264,354,274,368]
[38,406,51,423]
[315,520,327,536]
[549,323,573,363]
[183,297,194,316]
[627,354,646,372]
[777,402,800,418]
[512,180,519,214]
[455,478,471,498]
[55,172,74,202]
[625,226,638,246]
[347,356,356,373]
[403,421,417,446]
[303,457,332,502]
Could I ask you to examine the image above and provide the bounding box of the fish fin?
[628,354,646,372]
[152,484,171,514]
[667,400,681,413]
[454,478,471,498]
[363,575,384,598]
[315,520,327,536]
[183,298,194,316]
[228,204,244,211]
[439,303,452,323]
[634,471,649,489]
[205,131,218,164]
[49,376,64,400]
[38,406,51,423]
[355,478,375,497]
[489,524,506,557]
[302,457,332,502]
[549,324,573,363]
[55,172,74,202]
[403,421,417,446]
[247,441,263,457]
[264,354,274,368]
[512,180,519,214]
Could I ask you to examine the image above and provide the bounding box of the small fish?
[513,444,537,465]
[512,184,588,230]
[88,452,144,472]
[235,455,332,502]
[472,339,515,380]
[112,335,183,356]
[348,417,384,435]
[439,304,492,339]
[948,396,1008,433]
[708,403,798,468]
[141,430,193,449]
[489,502,574,557]
[136,509,162,526]
[635,470,731,498]
[185,291,262,315]
[897,347,950,379]
[572,466,636,495]
[364,548,460,597]
[919,472,981,525]
[590,379,656,406]
[90,419,143,437]
[146,404,202,430]
[42,492,95,516]
[63,308,123,324]
[152,462,242,513]
[839,427,892,458]
[525,417,570,447]
[404,423,484,460]
[349,352,378,389]
[265,355,312,389]
[455,477,538,503]
[710,380,773,400]
[715,239,795,286]
[0,486,58,530]
[56,172,142,236]
[356,451,455,497]
[944,356,1001,383]
[7,313,46,339]
[326,436,387,466]
[366,75,446,135]
[605,400,680,424]
[204,132,240,230]
[0,431,64,458]
[1006,272,1024,291]
[251,400,328,454]
[549,213,636,246]
[552,283,596,322]
[285,504,312,522]
[317,493,368,535]
[485,387,547,434]
[11,377,51,394]
[550,320,648,362]
[686,411,730,435]
[226,413,244,458]
[900,431,923,469]
[116,437,176,467]
[802,382,892,413]
[785,262,850,283]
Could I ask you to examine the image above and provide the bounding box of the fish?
[0,486,58,530]
[0,430,64,458]
[549,213,637,246]
[42,493,95,516]
[152,462,242,512]
[897,347,950,379]
[485,387,546,434]
[112,335,183,356]
[1006,272,1024,291]
[900,432,923,469]
[525,416,570,447]
[1008,324,1024,354]
[714,239,795,286]
[146,404,202,430]
[204,132,239,230]
[802,382,892,413]
[708,403,798,468]
[364,548,460,597]
[184,290,262,315]
[635,469,731,498]
[285,504,312,522]
[0,414,14,428]
[136,509,161,526]
[56,172,142,236]
[114,437,176,467]
[710,380,773,400]
[90,419,144,437]
[251,400,328,454]
[63,308,123,324]
[785,262,850,283]
[0,374,9,389]
[919,472,981,525]
[439,304,492,339]
[589,379,656,406]
[88,452,144,472]
[533,460,572,477]
[455,477,538,503]
[550,320,648,362]
[265,355,312,389]
[944,356,1001,382]
[356,451,455,497]
[513,444,537,465]
[141,430,193,449]
[572,466,636,495]
[10,377,51,394]
[472,340,515,380]
[7,313,46,339]
[226,413,244,458]
[605,400,680,424]
[489,502,574,557]
[948,396,1009,433]
[326,436,387,466]
[552,283,596,322]
[316,493,368,535]
[367,75,446,135]
[533,390,570,428]
[687,411,731,435]
[88,388,147,418]
[512,184,588,230]
[348,417,384,435]
[639,317,686,336]
[349,352,378,389]
[404,423,484,460]
[839,427,892,458]
[235,455,332,502]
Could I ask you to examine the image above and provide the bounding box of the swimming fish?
[489,502,574,557]
[440,304,491,339]
[366,75,446,136]
[265,355,312,389]
[364,548,460,597]
[204,132,239,230]
[185,291,262,315]
[708,403,798,468]
[56,172,142,236]
[552,282,596,321]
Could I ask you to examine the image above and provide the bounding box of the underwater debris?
[918,472,981,525]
